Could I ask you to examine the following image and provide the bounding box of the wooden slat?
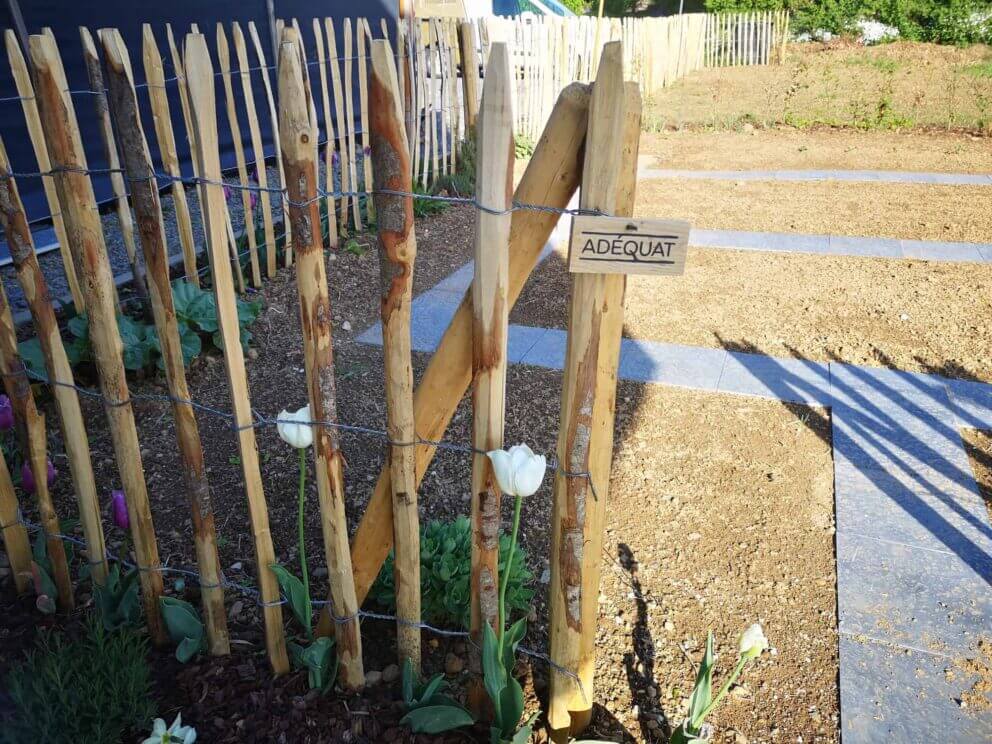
[312,18,337,241]
[316,81,591,634]
[343,19,362,229]
[357,19,374,224]
[324,18,350,235]
[141,25,199,286]
[184,31,289,675]
[31,32,167,638]
[0,443,30,594]
[216,24,262,288]
[102,29,231,656]
[0,138,108,587]
[278,27,364,688]
[458,22,480,136]
[4,31,84,312]
[368,36,421,675]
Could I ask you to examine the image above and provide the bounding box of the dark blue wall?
[1,0,395,222]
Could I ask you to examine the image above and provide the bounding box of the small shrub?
[1,616,155,744]
[514,133,536,160]
[368,516,534,630]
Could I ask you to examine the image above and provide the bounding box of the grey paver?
[617,338,726,391]
[901,239,989,263]
[716,350,831,405]
[827,234,903,258]
[638,167,992,187]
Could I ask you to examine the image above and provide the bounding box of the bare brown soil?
[511,244,992,382]
[636,178,992,244]
[641,128,992,173]
[644,40,992,132]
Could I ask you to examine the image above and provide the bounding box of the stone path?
[357,248,992,742]
[640,167,992,186]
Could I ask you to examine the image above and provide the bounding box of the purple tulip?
[224,185,232,201]
[332,150,340,167]
[111,489,129,530]
[250,190,258,212]
[21,458,57,494]
[363,146,371,158]
[0,395,13,431]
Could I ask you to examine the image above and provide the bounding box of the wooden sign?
[568,215,690,276]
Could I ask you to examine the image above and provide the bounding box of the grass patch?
[963,59,992,78]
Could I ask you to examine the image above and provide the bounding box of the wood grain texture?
[324,19,350,235]
[343,19,362,229]
[458,22,480,136]
[316,81,591,636]
[468,41,513,707]
[368,37,421,675]
[102,30,230,656]
[0,137,108,586]
[31,32,166,639]
[0,443,31,594]
[278,28,364,689]
[184,32,288,674]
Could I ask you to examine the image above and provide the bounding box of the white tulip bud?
[739,623,768,660]
[277,405,314,449]
[487,443,547,498]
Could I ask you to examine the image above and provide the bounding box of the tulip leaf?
[497,675,525,737]
[687,631,715,730]
[159,596,205,663]
[481,622,506,723]
[400,705,475,734]
[502,616,527,674]
[269,563,312,637]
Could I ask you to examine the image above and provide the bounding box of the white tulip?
[277,405,313,449]
[739,623,769,660]
[486,443,547,498]
[142,714,197,744]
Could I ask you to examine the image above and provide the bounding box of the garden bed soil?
[511,243,992,382]
[640,128,992,174]
[635,178,992,244]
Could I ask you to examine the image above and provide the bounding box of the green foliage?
[514,133,536,159]
[17,279,261,380]
[270,562,313,640]
[559,0,588,12]
[30,528,58,613]
[399,657,475,734]
[964,59,992,77]
[288,636,339,693]
[368,516,535,631]
[413,183,450,217]
[1,616,155,744]
[93,562,142,631]
[159,596,206,663]
[482,620,536,744]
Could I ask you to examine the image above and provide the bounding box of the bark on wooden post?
[79,27,148,308]
[184,31,289,675]
[547,44,640,741]
[0,138,108,586]
[0,445,31,594]
[459,22,481,136]
[468,41,513,710]
[0,286,73,608]
[141,25,199,287]
[3,31,84,312]
[278,28,365,689]
[29,32,167,641]
[102,30,230,656]
[316,82,591,635]
[368,37,422,675]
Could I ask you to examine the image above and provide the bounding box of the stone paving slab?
[639,167,992,187]
[356,254,992,739]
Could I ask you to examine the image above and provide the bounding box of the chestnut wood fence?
[0,11,784,740]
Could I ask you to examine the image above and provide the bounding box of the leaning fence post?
[458,21,481,136]
[0,138,109,587]
[547,41,635,740]
[101,30,231,657]
[184,31,290,675]
[278,26,365,690]
[468,41,513,713]
[367,37,422,675]
[0,444,31,594]
[29,32,167,641]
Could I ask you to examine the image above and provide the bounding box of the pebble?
[444,652,464,675]
[664,619,675,632]
[365,670,382,686]
[732,731,749,744]
[230,562,243,572]
[342,321,352,332]
[382,663,400,683]
[229,600,244,620]
[312,566,328,579]
[247,348,259,360]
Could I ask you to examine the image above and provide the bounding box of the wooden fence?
[0,11,783,739]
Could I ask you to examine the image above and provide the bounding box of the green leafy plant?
[514,133,536,160]
[1,615,155,744]
[29,527,58,614]
[399,657,475,734]
[93,562,142,631]
[669,625,769,743]
[159,596,206,663]
[368,516,535,631]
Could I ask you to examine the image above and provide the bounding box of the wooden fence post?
[316,81,591,634]
[458,21,480,136]
[3,31,84,313]
[548,44,642,741]
[368,36,421,675]
[0,445,31,594]
[278,27,365,689]
[30,33,167,639]
[468,41,513,711]
[102,29,231,656]
[141,25,200,287]
[79,27,148,308]
[0,138,108,587]
[184,31,289,675]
